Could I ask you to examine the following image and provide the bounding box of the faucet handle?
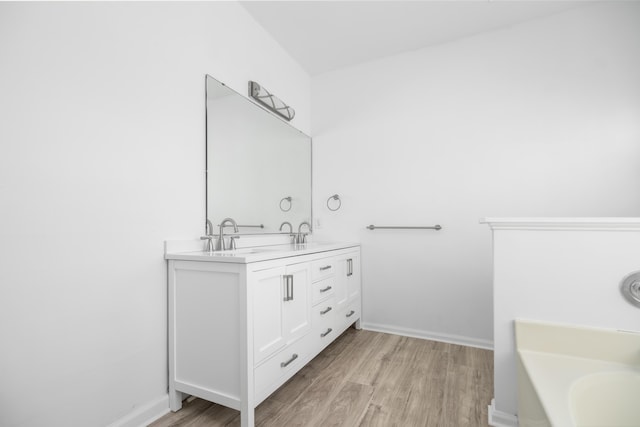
[200,235,215,253]
[229,236,239,250]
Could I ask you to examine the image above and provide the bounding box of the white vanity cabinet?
[166,243,361,427]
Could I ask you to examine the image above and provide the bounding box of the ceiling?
[240,1,590,75]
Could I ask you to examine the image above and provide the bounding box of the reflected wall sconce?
[327,194,341,211]
[280,196,292,212]
[249,81,296,121]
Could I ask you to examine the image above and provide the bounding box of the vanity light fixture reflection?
[249,81,295,121]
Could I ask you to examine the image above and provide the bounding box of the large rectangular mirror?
[206,75,312,235]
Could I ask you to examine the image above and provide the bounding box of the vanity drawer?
[312,277,335,305]
[313,297,337,351]
[254,332,313,401]
[313,297,336,327]
[310,258,335,281]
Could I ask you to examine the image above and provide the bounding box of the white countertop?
[165,241,360,264]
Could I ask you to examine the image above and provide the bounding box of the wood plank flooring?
[150,328,493,427]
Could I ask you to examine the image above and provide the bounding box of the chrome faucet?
[217,217,239,251]
[280,221,295,244]
[296,221,311,244]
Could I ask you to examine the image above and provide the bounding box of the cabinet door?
[253,266,287,364]
[282,262,311,344]
[346,253,361,301]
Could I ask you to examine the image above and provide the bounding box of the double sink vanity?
[165,242,361,427]
[166,75,362,426]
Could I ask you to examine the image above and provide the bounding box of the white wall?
[312,2,640,349]
[0,3,309,426]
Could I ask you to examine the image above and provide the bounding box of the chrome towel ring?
[280,196,292,212]
[327,194,341,211]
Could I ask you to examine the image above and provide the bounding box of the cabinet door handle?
[346,310,355,318]
[320,306,332,315]
[320,265,332,271]
[320,285,332,293]
[283,275,293,301]
[290,275,294,300]
[347,259,353,277]
[320,328,333,338]
[280,353,298,368]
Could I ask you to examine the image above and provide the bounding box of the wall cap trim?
[481,217,640,231]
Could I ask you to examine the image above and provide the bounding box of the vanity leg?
[354,318,362,330]
[240,407,255,427]
[169,388,183,412]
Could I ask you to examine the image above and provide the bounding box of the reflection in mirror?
[206,75,312,235]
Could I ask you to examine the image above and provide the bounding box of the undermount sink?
[223,244,319,254]
[222,247,280,254]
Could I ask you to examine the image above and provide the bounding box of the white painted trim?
[480,217,640,231]
[361,322,493,350]
[106,395,170,427]
[488,398,519,427]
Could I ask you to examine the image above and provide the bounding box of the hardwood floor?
[150,329,493,427]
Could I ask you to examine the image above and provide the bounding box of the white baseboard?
[488,398,519,427]
[107,395,170,427]
[361,322,494,350]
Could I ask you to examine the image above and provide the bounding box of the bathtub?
[515,320,640,427]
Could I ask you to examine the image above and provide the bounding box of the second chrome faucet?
[279,221,311,244]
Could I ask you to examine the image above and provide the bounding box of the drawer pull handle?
[346,310,355,318]
[320,328,333,338]
[320,306,332,315]
[320,265,332,271]
[280,353,298,368]
[320,285,332,293]
[347,259,353,277]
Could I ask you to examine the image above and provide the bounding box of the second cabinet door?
[334,252,360,312]
[282,262,311,344]
[346,253,360,301]
[253,262,311,365]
